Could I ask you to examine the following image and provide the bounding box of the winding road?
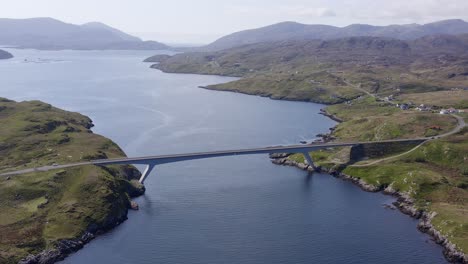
[350,114,466,167]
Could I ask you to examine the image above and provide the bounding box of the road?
[1,114,464,177]
[350,114,466,167]
[0,138,426,177]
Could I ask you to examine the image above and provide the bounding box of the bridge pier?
[139,163,156,184]
[302,152,315,169]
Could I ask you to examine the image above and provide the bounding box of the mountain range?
[202,19,468,51]
[152,34,468,77]
[0,18,170,50]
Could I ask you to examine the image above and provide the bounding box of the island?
[145,35,468,263]
[0,98,144,264]
[0,49,13,59]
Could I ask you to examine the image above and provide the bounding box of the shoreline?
[198,85,344,105]
[270,154,467,263]
[19,191,144,264]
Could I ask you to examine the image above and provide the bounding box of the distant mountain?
[81,22,141,42]
[151,34,468,77]
[202,19,468,51]
[0,17,170,50]
[0,49,13,59]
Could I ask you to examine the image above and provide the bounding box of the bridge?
[0,138,426,183]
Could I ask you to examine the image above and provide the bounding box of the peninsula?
[0,98,144,264]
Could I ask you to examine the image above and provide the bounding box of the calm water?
[0,49,446,263]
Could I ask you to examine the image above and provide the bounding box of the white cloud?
[296,7,336,17]
[227,5,336,18]
[340,0,468,24]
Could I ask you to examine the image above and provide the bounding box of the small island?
[0,49,13,60]
[0,98,144,264]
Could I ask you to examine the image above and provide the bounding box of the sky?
[1,0,467,44]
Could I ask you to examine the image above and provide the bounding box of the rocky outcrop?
[18,233,95,264]
[332,171,382,192]
[392,194,423,219]
[319,109,343,122]
[18,197,133,264]
[418,213,468,263]
[130,201,139,210]
[269,153,291,159]
[270,156,467,263]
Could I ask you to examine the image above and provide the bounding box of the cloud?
[341,0,468,24]
[228,5,336,18]
[296,7,336,17]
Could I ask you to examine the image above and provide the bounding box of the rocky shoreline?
[18,190,144,264]
[270,155,467,263]
[197,85,341,105]
[318,108,343,123]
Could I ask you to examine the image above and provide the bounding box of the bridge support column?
[302,152,315,169]
[139,163,156,184]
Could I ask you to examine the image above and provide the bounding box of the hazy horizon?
[2,0,468,44]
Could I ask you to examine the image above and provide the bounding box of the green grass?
[289,147,351,170]
[397,90,468,108]
[206,71,363,104]
[0,98,143,263]
[325,96,457,141]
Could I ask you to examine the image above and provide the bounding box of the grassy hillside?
[326,97,458,141]
[0,98,144,263]
[204,71,363,104]
[397,90,468,109]
[286,96,467,258]
[150,35,468,104]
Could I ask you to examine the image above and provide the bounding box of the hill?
[149,35,468,104]
[202,19,468,51]
[0,17,170,50]
[0,98,144,264]
[0,49,12,59]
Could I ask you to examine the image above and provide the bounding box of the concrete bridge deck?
[1,114,464,184]
[0,138,426,183]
